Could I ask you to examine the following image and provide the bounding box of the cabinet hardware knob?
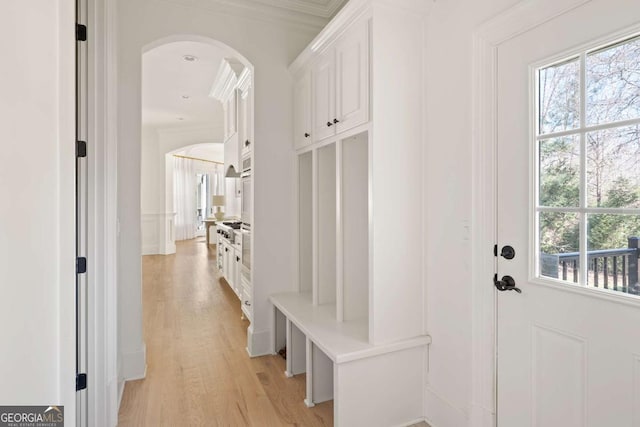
[236,256,240,262]
[333,118,340,124]
[244,301,251,306]
[245,140,251,147]
[304,133,310,138]
[327,121,333,127]
[225,248,229,252]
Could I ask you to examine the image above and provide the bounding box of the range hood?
[225,165,241,178]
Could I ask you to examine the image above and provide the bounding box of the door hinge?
[494,244,498,257]
[76,24,87,42]
[77,257,87,274]
[76,140,87,158]
[76,373,87,391]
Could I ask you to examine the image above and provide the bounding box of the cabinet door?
[239,88,252,155]
[335,19,369,134]
[224,133,239,175]
[294,71,312,148]
[227,90,238,138]
[234,249,242,294]
[222,241,228,277]
[312,51,336,141]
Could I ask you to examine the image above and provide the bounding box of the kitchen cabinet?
[294,71,313,148]
[223,90,237,141]
[311,18,369,143]
[224,132,239,178]
[212,59,245,176]
[238,69,253,157]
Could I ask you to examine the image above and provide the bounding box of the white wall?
[141,125,225,254]
[423,1,520,426]
[0,0,76,420]
[117,0,318,378]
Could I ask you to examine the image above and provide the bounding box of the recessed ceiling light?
[183,55,198,62]
[181,95,190,99]
[177,117,185,121]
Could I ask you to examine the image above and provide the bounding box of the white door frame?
[470,1,592,426]
[85,0,120,425]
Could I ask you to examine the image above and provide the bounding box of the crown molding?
[237,67,252,94]
[250,0,346,19]
[289,0,435,74]
[210,58,245,102]
[158,0,330,33]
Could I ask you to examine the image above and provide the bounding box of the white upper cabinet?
[312,52,336,141]
[293,71,313,148]
[237,68,253,157]
[211,58,244,144]
[224,91,237,141]
[310,19,369,144]
[212,59,251,176]
[335,19,369,134]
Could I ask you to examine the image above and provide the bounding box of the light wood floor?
[117,238,430,427]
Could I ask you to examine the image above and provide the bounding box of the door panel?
[313,52,335,141]
[335,19,369,134]
[294,71,312,148]
[496,1,640,425]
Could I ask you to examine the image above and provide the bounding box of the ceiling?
[141,3,348,160]
[252,0,347,18]
[142,41,227,132]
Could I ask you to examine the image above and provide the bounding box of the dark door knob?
[333,118,340,124]
[236,256,240,262]
[245,140,251,147]
[494,274,522,293]
[304,133,310,138]
[500,245,516,260]
[327,121,333,127]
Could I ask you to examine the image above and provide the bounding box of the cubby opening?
[298,151,313,294]
[289,322,307,376]
[311,343,334,404]
[341,132,369,323]
[275,307,287,355]
[317,143,337,309]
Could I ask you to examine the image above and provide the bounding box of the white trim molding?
[158,0,331,32]
[210,58,245,102]
[471,1,592,426]
[252,0,346,18]
[120,344,147,380]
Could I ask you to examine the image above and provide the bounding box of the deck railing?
[541,237,640,295]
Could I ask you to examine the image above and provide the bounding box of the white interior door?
[496,1,640,425]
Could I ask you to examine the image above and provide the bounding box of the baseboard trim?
[393,418,428,427]
[142,244,159,255]
[107,379,120,427]
[425,386,468,427]
[121,344,147,380]
[247,327,272,357]
[161,243,176,255]
[470,403,495,427]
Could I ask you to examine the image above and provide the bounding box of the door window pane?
[587,214,640,294]
[535,34,640,297]
[586,36,640,125]
[539,212,580,282]
[539,136,580,207]
[538,59,580,135]
[586,125,640,208]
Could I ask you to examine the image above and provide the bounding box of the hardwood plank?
[117,239,333,426]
